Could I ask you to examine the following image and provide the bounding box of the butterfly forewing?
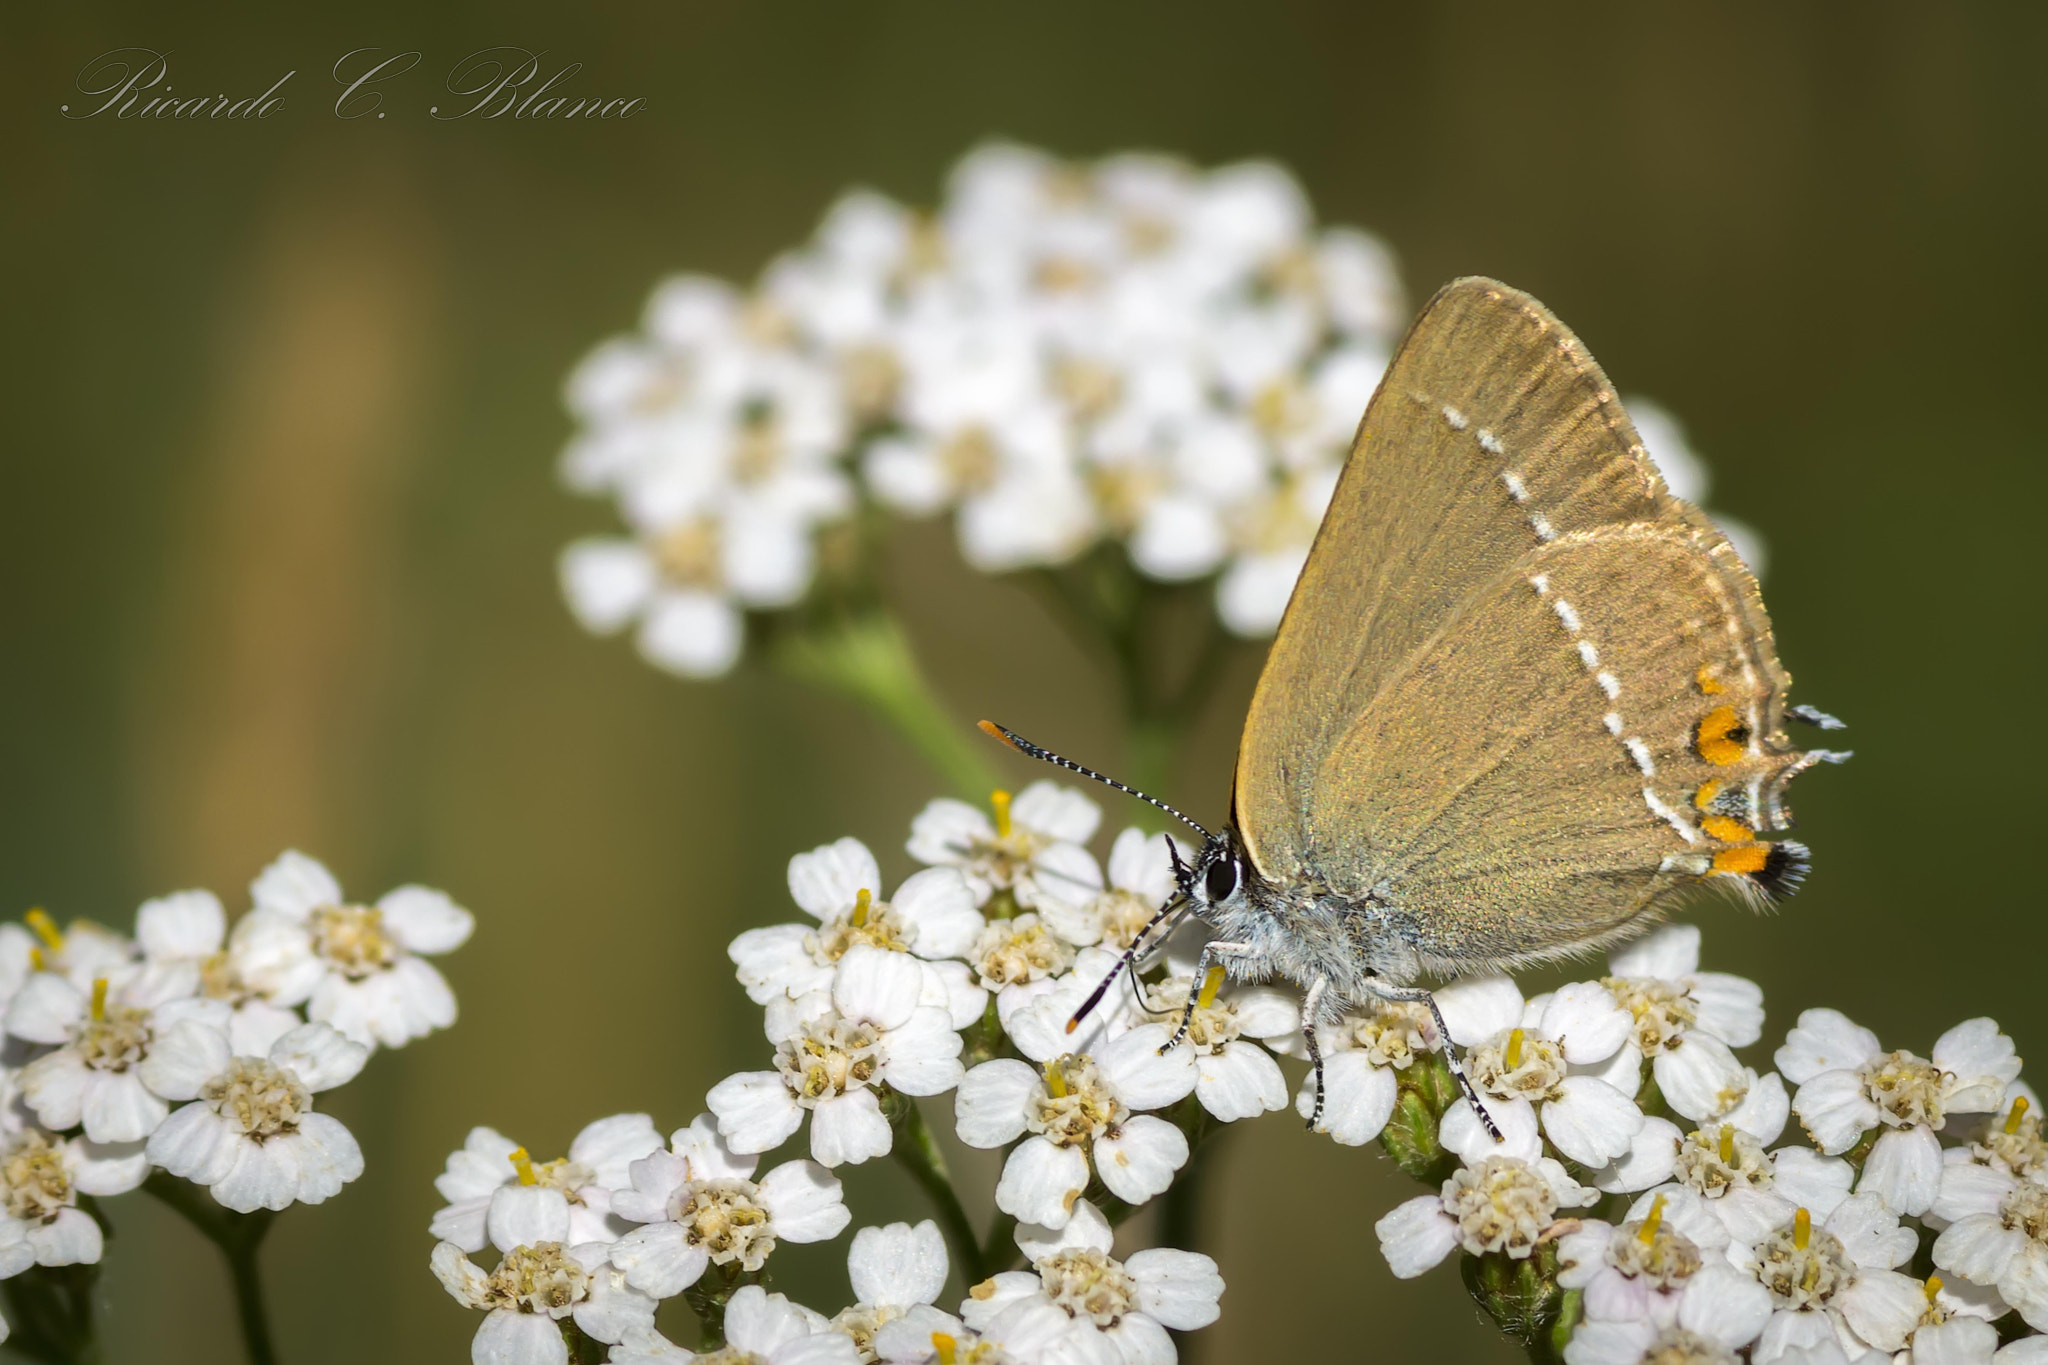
[1236,277,1699,882]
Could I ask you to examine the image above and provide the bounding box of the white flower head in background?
[230,850,474,1051]
[954,1021,1194,1229]
[961,1201,1222,1365]
[0,910,136,1004]
[731,837,984,1010]
[1931,1151,2048,1331]
[142,1020,368,1212]
[829,1220,950,1357]
[432,1187,657,1365]
[709,945,964,1167]
[1733,1194,1926,1359]
[430,1113,664,1252]
[5,973,227,1144]
[128,889,302,1057]
[0,1123,146,1269]
[1779,1010,2019,1216]
[606,1115,850,1300]
[907,783,1103,916]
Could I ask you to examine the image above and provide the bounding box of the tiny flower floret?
[1604,974,1699,1055]
[1674,1123,1772,1196]
[1444,1156,1562,1259]
[307,904,399,979]
[971,914,1073,989]
[1606,1195,1704,1291]
[1030,1056,1124,1148]
[2,1134,73,1223]
[76,982,152,1073]
[811,888,914,963]
[1349,1001,1435,1070]
[205,1057,311,1140]
[1138,973,1242,1055]
[1754,1208,1847,1311]
[1863,1050,1951,1129]
[1470,1028,1569,1105]
[1035,1246,1139,1328]
[489,1241,590,1316]
[777,1016,882,1105]
[1977,1096,2046,1178]
[673,1178,777,1273]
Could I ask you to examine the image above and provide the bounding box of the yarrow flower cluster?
[431,780,2040,1363]
[0,851,470,1348]
[558,143,1764,680]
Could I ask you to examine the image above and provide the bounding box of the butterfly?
[983,277,1848,1131]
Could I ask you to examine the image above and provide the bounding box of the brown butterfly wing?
[1235,277,1694,882]
[1296,524,1814,973]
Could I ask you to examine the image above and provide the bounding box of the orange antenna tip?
[977,719,1022,750]
[1064,1017,1079,1034]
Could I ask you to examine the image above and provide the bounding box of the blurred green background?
[4,4,2046,1360]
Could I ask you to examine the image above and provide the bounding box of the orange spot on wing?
[1696,706,1750,766]
[1712,845,1770,875]
[1692,780,1723,811]
[1696,665,1726,695]
[1701,814,1753,843]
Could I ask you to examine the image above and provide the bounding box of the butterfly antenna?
[977,721,1212,840]
[1066,895,1192,1034]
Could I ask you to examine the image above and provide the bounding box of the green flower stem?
[682,1264,754,1351]
[1,1263,104,1365]
[773,610,999,801]
[886,1095,989,1284]
[977,1209,1018,1278]
[144,1172,279,1365]
[1158,1096,1218,1253]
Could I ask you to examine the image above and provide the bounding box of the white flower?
[1436,974,1646,1167]
[607,1115,850,1298]
[432,1186,657,1365]
[0,1125,145,1267]
[612,1284,859,1365]
[1376,1153,1600,1277]
[1602,926,1767,1123]
[731,838,985,1026]
[129,889,302,1057]
[874,1298,1119,1365]
[430,1113,664,1252]
[1931,1156,2048,1331]
[1780,1011,2019,1215]
[230,850,473,1050]
[961,1200,1221,1365]
[1125,969,1295,1124]
[955,1022,1195,1229]
[0,911,136,1000]
[907,786,1103,919]
[1654,1124,1856,1250]
[1558,1191,1772,1342]
[1038,828,1175,952]
[709,945,963,1167]
[1294,998,1438,1147]
[1735,1194,1925,1358]
[6,975,227,1143]
[830,1220,950,1356]
[142,1020,367,1212]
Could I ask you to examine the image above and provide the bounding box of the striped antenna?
[976,721,1212,840]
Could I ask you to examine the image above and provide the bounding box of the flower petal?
[1093,1114,1187,1206]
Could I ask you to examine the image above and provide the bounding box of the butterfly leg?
[1160,940,1254,1053]
[1301,975,1329,1130]
[1364,980,1503,1142]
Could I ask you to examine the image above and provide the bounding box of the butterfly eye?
[1204,857,1239,903]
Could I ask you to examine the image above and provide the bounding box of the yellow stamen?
[1719,1124,1735,1164]
[991,790,1013,839]
[851,888,872,929]
[2008,1096,2032,1135]
[1042,1059,1068,1099]
[1505,1028,1525,1070]
[89,978,108,1022]
[1638,1193,1667,1244]
[508,1147,537,1186]
[27,947,44,973]
[24,908,62,951]
[1197,964,1226,1010]
[1925,1274,1944,1302]
[1792,1207,1811,1251]
[931,1333,958,1365]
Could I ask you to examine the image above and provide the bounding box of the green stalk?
[773,610,999,801]
[885,1095,988,1283]
[144,1173,279,1365]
